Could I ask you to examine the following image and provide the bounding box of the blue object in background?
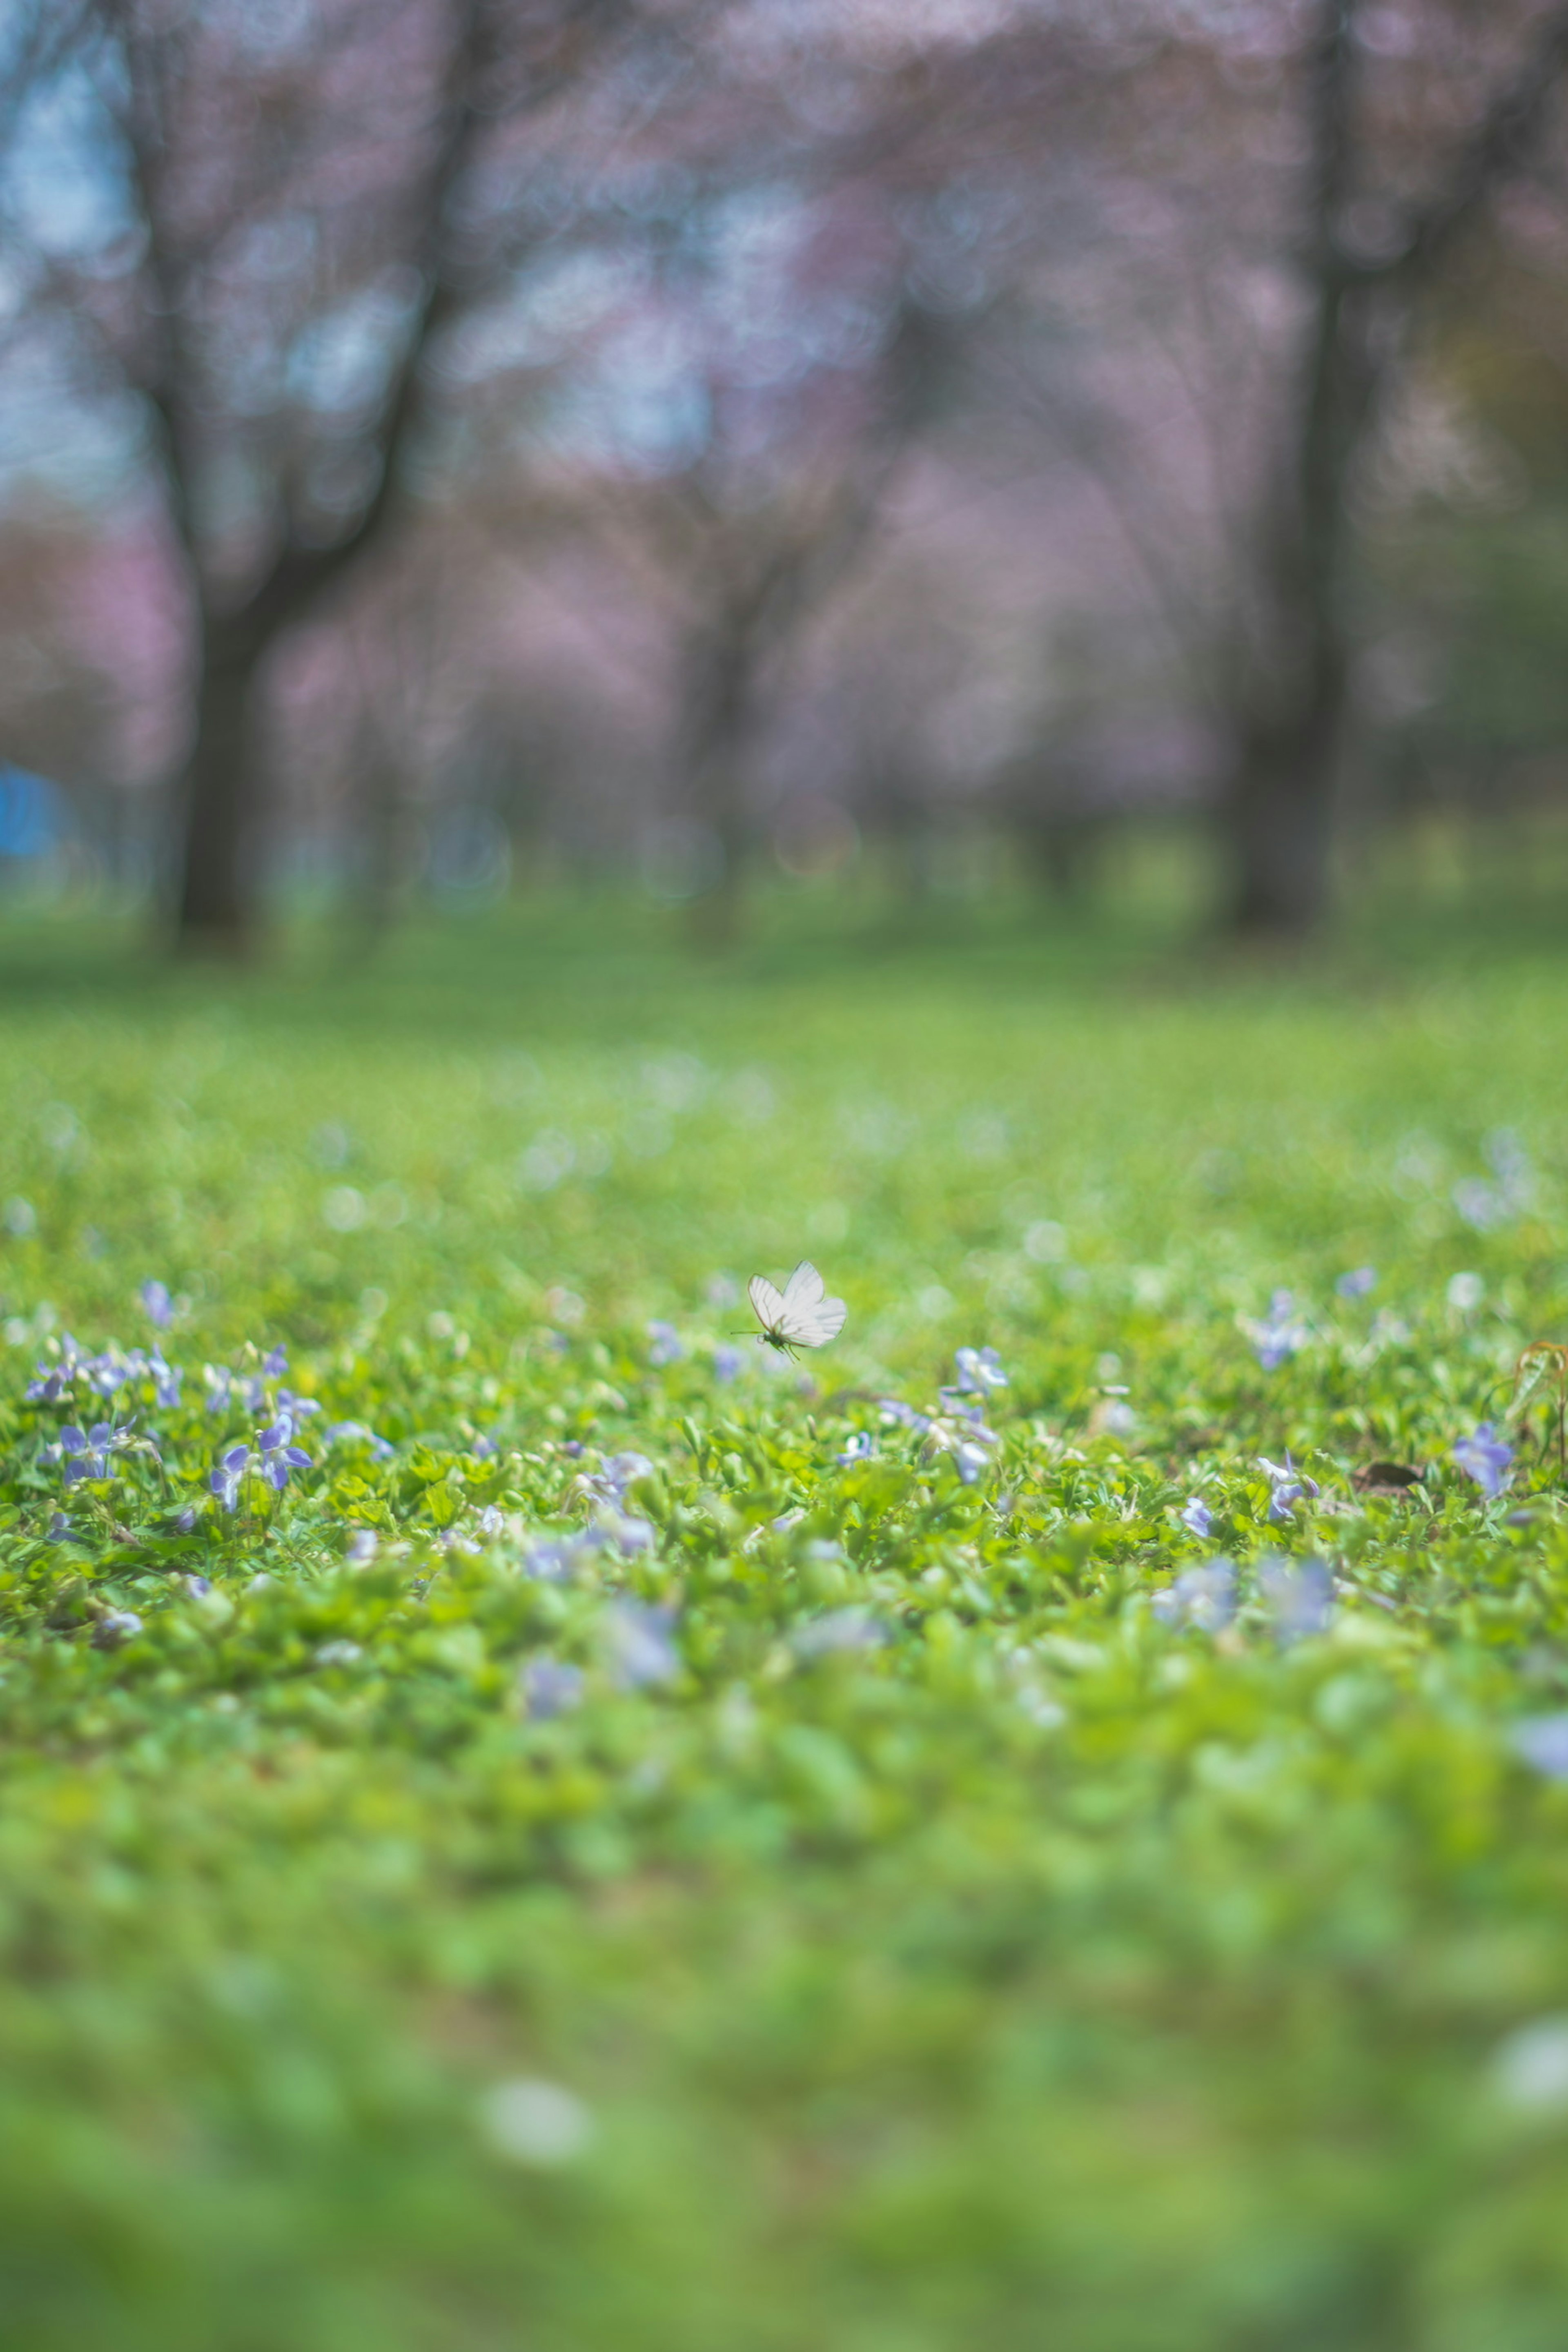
[0,765,66,859]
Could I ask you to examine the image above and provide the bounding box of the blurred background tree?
[4,0,1568,949]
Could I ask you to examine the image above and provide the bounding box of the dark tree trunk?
[1219,0,1375,939]
[174,614,271,953]
[1223,703,1343,935]
[682,626,755,950]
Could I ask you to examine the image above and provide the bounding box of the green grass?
[6,889,1568,2350]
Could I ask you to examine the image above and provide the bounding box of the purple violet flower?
[712,1343,743,1383]
[646,1320,683,1368]
[1512,1714,1568,1781]
[1336,1267,1376,1299]
[59,1422,118,1484]
[838,1431,876,1464]
[577,1451,653,1509]
[952,1345,1009,1396]
[1152,1558,1236,1632]
[1453,1423,1513,1500]
[27,1333,85,1404]
[1258,1453,1319,1522]
[91,1610,143,1650]
[210,1445,251,1512]
[325,1421,394,1460]
[263,1345,288,1378]
[1245,1291,1308,1371]
[1259,1554,1334,1642]
[141,1280,174,1328]
[257,1420,312,1493]
[521,1656,585,1720]
[953,1439,992,1485]
[602,1600,679,1691]
[1180,1495,1213,1539]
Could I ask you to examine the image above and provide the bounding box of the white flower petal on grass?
[1492,2018,1568,2113]
[479,2077,595,2167]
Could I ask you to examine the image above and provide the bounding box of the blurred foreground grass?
[5,890,1568,2348]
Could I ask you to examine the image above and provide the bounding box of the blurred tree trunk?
[69,0,634,957]
[176,613,270,950]
[1222,1,1379,936]
[1221,0,1568,939]
[682,620,757,950]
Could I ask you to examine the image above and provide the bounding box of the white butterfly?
[748,1261,848,1354]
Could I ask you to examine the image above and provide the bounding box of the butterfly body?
[748,1261,847,1355]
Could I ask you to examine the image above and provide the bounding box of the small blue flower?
[953,1345,1009,1395]
[793,1607,889,1659]
[1336,1267,1376,1299]
[151,1352,182,1410]
[646,1320,683,1368]
[1258,1453,1319,1522]
[47,1510,71,1540]
[712,1344,743,1383]
[60,1422,118,1484]
[603,1600,679,1690]
[578,1451,653,1509]
[1453,1424,1513,1500]
[325,1421,395,1460]
[596,1510,654,1558]
[91,1610,143,1650]
[174,1506,198,1533]
[1152,1558,1236,1632]
[953,1440,992,1485]
[838,1431,876,1464]
[1259,1554,1333,1642]
[27,1333,85,1403]
[210,1444,251,1512]
[1512,1714,1568,1781]
[521,1656,585,1720]
[141,1280,174,1328]
[262,1345,288,1378]
[1180,1496,1212,1539]
[1245,1291,1307,1371]
[257,1420,312,1493]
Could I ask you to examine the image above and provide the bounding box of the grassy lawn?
[5,888,1568,2349]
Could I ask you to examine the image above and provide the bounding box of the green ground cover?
[5,895,1568,2349]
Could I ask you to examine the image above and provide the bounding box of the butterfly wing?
[777,1263,847,1348]
[781,1262,825,1313]
[787,1294,847,1347]
[748,1273,786,1334]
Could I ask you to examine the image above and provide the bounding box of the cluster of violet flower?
[1154,1555,1332,1642]
[1453,1129,1533,1235]
[24,1293,332,1520]
[643,1319,745,1384]
[27,1331,181,1411]
[1242,1268,1381,1373]
[861,1345,1008,1484]
[1236,1261,1520,1508]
